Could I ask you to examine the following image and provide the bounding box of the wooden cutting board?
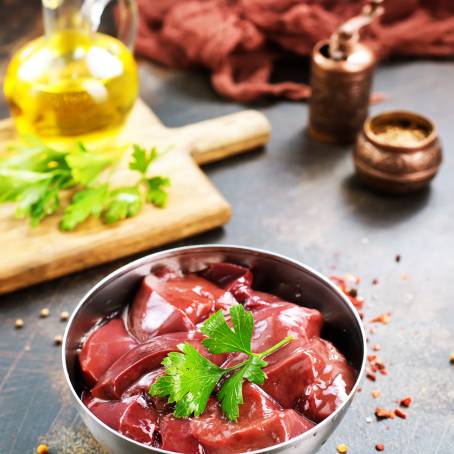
[0,100,271,294]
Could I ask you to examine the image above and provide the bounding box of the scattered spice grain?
[373,344,381,352]
[367,372,377,382]
[450,353,454,365]
[54,335,63,346]
[375,444,385,452]
[336,444,348,453]
[372,390,381,399]
[40,308,50,318]
[400,396,412,408]
[394,408,407,419]
[15,319,24,329]
[395,254,401,263]
[370,313,391,324]
[60,311,70,322]
[375,407,395,420]
[36,444,49,454]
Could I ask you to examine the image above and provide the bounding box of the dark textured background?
[0,2,453,453]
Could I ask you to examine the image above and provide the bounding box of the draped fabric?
[135,0,454,101]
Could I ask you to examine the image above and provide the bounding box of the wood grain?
[0,99,271,294]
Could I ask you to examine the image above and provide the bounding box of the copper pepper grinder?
[308,0,384,144]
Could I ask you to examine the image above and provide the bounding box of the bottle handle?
[82,0,138,50]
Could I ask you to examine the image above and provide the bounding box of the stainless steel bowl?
[62,245,367,454]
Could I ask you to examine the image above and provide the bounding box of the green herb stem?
[257,335,294,359]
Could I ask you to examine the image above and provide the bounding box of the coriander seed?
[40,308,50,318]
[36,444,49,454]
[336,444,348,453]
[15,319,24,329]
[60,311,70,322]
[54,335,63,346]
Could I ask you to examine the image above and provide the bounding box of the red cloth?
[135,0,454,102]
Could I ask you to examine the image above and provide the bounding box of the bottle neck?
[42,0,92,37]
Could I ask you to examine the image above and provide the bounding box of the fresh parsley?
[150,304,293,422]
[129,144,158,174]
[103,186,142,225]
[0,139,171,230]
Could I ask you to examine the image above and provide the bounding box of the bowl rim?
[362,110,439,152]
[62,244,367,454]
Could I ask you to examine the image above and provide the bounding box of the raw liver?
[79,318,137,385]
[92,331,226,400]
[80,263,356,452]
[190,384,314,453]
[129,273,236,341]
[262,337,355,421]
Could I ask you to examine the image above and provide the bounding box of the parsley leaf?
[218,356,267,422]
[65,150,111,186]
[0,169,51,202]
[15,178,60,227]
[0,139,171,229]
[103,187,142,225]
[201,304,253,355]
[0,139,69,173]
[60,184,109,231]
[151,343,225,418]
[129,145,158,174]
[145,176,170,207]
[151,305,293,422]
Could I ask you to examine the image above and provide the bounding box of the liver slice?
[128,273,236,341]
[79,318,137,386]
[190,384,314,453]
[92,331,226,400]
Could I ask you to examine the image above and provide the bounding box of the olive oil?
[4,29,138,142]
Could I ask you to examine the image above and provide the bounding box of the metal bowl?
[62,245,367,454]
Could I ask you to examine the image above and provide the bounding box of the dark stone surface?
[0,5,453,453]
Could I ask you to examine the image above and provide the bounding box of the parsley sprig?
[0,140,171,230]
[150,304,293,422]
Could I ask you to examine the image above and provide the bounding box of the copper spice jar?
[354,111,442,193]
